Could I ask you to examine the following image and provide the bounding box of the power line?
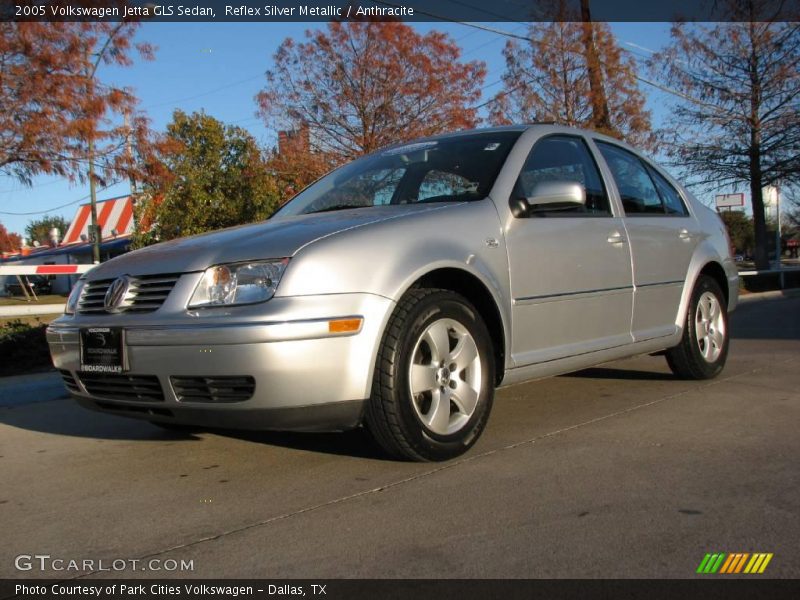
[0,183,116,216]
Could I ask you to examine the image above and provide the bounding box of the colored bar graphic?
[734,553,749,573]
[697,554,712,573]
[710,553,726,573]
[719,554,736,573]
[758,554,773,573]
[701,552,773,574]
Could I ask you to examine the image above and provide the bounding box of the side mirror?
[526,181,586,211]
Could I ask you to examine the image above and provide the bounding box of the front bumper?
[48,293,395,431]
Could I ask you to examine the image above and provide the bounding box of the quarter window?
[514,135,610,215]
[646,164,689,216]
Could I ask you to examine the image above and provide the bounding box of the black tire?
[365,288,495,461]
[666,275,729,380]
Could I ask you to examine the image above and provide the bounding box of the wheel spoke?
[424,321,451,362]
[424,389,451,434]
[409,364,437,394]
[710,328,724,350]
[450,334,478,369]
[697,300,710,321]
[452,383,479,415]
[702,336,712,358]
[709,299,720,319]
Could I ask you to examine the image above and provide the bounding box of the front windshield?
[273,131,521,217]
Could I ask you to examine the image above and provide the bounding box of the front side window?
[513,135,610,215]
[596,142,663,215]
[274,132,521,217]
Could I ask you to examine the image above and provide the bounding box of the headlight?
[65,279,86,315]
[188,260,288,308]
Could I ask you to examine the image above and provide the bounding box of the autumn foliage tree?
[489,20,653,148]
[133,111,280,246]
[650,16,800,269]
[0,21,154,186]
[0,222,22,253]
[256,21,487,164]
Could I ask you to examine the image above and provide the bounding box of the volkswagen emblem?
[104,275,131,313]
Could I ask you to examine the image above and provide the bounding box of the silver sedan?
[48,125,738,461]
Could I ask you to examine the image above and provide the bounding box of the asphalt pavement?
[1,292,798,579]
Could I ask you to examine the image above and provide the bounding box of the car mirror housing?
[526,181,586,211]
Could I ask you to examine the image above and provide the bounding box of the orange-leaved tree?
[256,21,487,171]
[489,18,653,149]
[0,21,154,186]
[0,222,22,253]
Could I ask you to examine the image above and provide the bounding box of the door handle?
[607,231,627,245]
[679,228,692,240]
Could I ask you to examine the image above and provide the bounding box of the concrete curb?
[738,288,800,304]
[0,303,65,316]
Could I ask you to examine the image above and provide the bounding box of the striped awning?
[63,195,134,245]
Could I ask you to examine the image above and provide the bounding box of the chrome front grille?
[78,372,165,402]
[77,274,181,314]
[171,376,256,403]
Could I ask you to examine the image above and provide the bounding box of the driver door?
[504,134,634,365]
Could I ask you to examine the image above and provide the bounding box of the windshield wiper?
[305,204,368,214]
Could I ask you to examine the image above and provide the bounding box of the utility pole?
[85,22,126,264]
[124,110,139,230]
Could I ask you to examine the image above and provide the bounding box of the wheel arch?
[403,267,508,386]
[676,251,731,331]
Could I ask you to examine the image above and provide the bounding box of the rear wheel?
[666,275,729,380]
[366,288,495,461]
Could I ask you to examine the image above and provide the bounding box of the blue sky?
[0,22,673,237]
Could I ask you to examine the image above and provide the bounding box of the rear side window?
[646,164,689,216]
[596,142,689,217]
[514,135,610,215]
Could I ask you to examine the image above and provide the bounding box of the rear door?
[594,141,700,341]
[505,134,634,366]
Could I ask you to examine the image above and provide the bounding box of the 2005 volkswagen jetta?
[48,125,737,461]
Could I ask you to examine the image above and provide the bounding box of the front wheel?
[366,288,495,461]
[666,275,729,380]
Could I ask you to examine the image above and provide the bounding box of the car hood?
[87,204,447,279]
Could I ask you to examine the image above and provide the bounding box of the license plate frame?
[79,327,127,373]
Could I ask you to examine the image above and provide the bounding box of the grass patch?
[0,318,54,377]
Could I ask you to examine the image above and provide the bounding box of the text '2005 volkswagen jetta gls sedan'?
[48,125,738,461]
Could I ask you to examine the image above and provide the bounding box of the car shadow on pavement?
[210,427,393,461]
[0,402,392,459]
[0,402,203,441]
[563,367,676,381]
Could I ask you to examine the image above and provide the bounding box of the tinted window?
[274,132,520,217]
[418,170,478,201]
[514,135,610,215]
[646,164,689,216]
[596,142,664,215]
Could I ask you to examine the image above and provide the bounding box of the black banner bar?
[3,0,800,23]
[3,579,800,600]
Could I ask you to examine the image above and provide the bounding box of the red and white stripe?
[0,264,95,275]
[62,196,134,245]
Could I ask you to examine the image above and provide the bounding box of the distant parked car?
[734,254,745,263]
[5,275,52,297]
[48,125,738,461]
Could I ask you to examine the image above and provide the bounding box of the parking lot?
[1,292,798,579]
